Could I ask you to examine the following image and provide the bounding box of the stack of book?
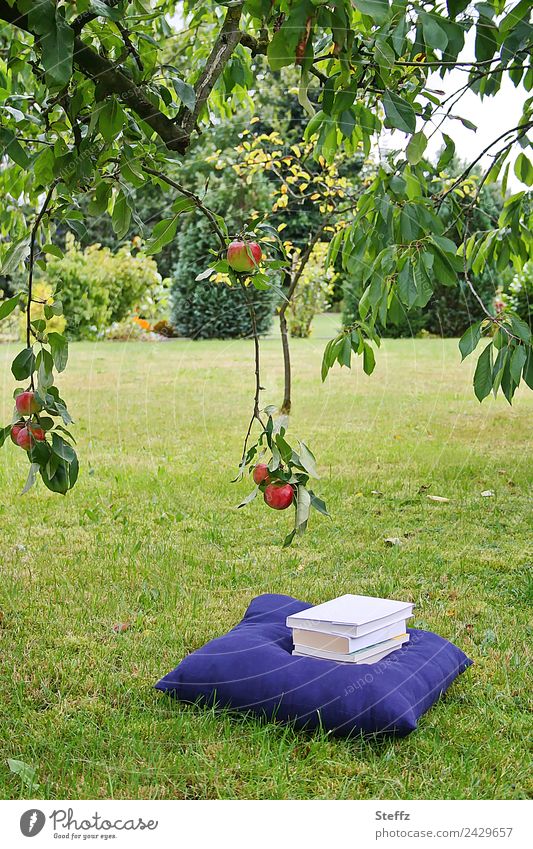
[287,594,414,664]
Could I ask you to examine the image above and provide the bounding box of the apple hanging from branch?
[264,482,294,510]
[227,239,262,273]
[236,412,329,546]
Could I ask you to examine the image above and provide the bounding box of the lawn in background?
[1,315,531,799]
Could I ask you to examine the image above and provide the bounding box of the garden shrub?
[41,237,163,339]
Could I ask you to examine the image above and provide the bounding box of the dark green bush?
[171,216,276,339]
[171,163,277,339]
[342,272,499,338]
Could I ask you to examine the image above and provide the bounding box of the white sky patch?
[384,29,529,190]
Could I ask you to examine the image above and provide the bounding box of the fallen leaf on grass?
[427,495,449,503]
[7,759,40,790]
[384,537,403,547]
[112,622,131,633]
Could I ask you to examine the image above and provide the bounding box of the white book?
[286,594,414,637]
[292,639,407,664]
[291,620,409,653]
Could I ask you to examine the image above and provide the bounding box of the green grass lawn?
[1,314,531,800]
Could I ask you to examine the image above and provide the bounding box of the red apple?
[10,422,25,444]
[264,482,294,510]
[15,391,41,416]
[16,425,45,451]
[253,463,271,485]
[227,240,262,273]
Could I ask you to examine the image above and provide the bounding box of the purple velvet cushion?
[155,593,472,737]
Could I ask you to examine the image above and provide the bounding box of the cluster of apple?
[252,462,294,510]
[10,390,46,451]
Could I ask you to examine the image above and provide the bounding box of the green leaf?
[52,432,76,463]
[339,108,356,138]
[33,147,55,187]
[309,491,329,517]
[111,190,131,239]
[1,236,30,275]
[0,295,20,321]
[406,131,427,165]
[523,349,533,390]
[374,39,395,67]
[55,424,77,443]
[11,348,36,381]
[473,344,493,402]
[0,424,11,448]
[382,91,416,134]
[337,334,352,367]
[283,528,296,548]
[459,321,482,360]
[446,1,470,18]
[172,77,196,111]
[28,0,74,89]
[36,348,54,390]
[267,28,293,72]
[237,487,259,508]
[475,15,497,63]
[514,153,533,187]
[171,197,195,215]
[297,441,319,479]
[41,243,64,259]
[22,464,40,495]
[420,12,449,52]
[429,244,459,286]
[89,0,123,21]
[7,758,40,790]
[145,216,180,255]
[509,314,532,343]
[40,455,78,494]
[296,485,311,533]
[437,133,455,170]
[47,332,69,373]
[397,262,417,308]
[275,433,293,464]
[363,342,376,375]
[0,128,30,168]
[99,97,126,142]
[352,0,389,24]
[510,344,527,384]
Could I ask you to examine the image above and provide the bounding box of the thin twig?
[438,121,533,207]
[27,182,57,386]
[461,224,520,343]
[116,22,144,72]
[240,284,265,463]
[142,166,227,249]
